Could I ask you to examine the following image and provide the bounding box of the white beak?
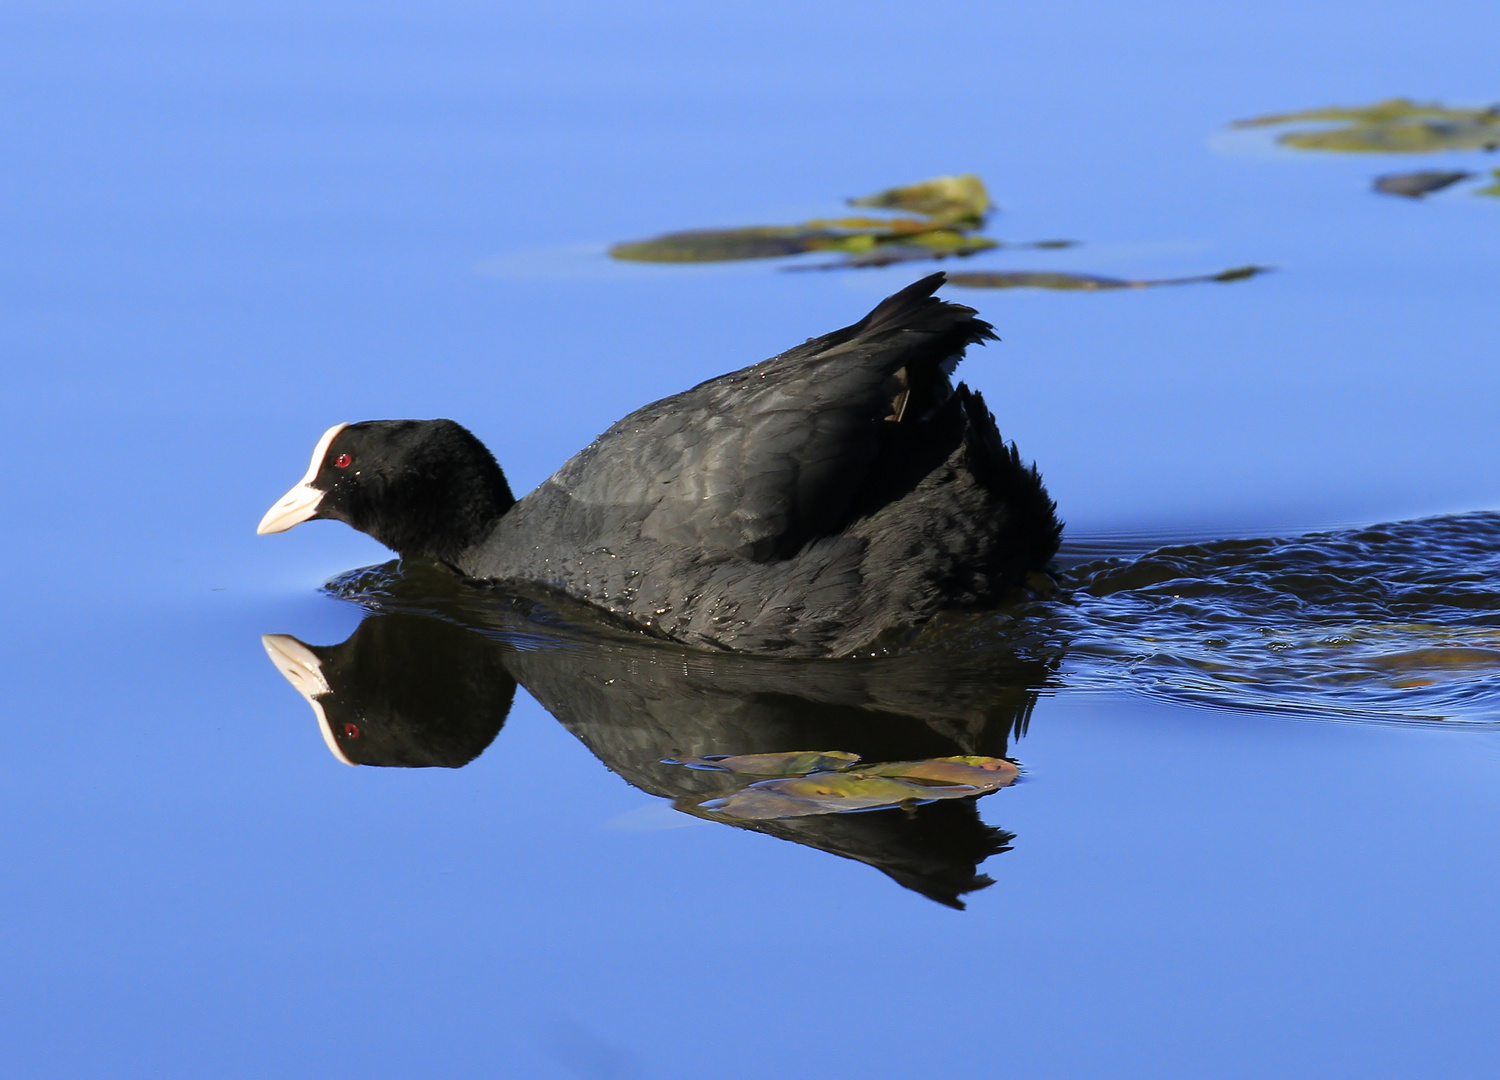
[256,483,324,535]
[256,423,349,535]
[261,634,356,767]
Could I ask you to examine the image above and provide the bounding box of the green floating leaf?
[1233,98,1500,154]
[609,174,1026,267]
[609,227,857,263]
[1476,169,1500,197]
[1233,98,1488,127]
[693,773,982,820]
[946,266,1270,291]
[847,173,993,226]
[663,750,860,775]
[609,221,994,265]
[786,234,1000,271]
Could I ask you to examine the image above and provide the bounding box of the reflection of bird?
[259,273,1060,657]
[264,577,1057,907]
[262,613,515,767]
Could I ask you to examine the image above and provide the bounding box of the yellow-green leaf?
[847,174,993,226]
[946,266,1270,291]
[1233,98,1500,154]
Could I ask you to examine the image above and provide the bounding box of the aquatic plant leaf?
[1233,98,1490,128]
[609,220,993,265]
[693,773,981,820]
[608,227,857,263]
[1233,98,1500,154]
[662,751,860,775]
[1475,169,1500,196]
[787,234,1000,271]
[1374,170,1475,198]
[857,756,1019,792]
[946,266,1269,291]
[847,174,992,226]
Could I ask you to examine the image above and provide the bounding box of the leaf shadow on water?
[260,511,1500,906]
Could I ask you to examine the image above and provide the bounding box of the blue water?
[4,1,1500,1076]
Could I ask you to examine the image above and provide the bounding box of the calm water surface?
[4,2,1500,1077]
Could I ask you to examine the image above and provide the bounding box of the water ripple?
[1032,511,1500,724]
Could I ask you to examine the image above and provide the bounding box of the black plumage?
[263,273,1061,656]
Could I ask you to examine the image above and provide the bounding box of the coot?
[258,273,1061,656]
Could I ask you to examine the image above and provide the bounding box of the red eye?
[343,723,361,739]
[334,453,352,469]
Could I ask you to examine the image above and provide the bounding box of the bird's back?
[461,274,1061,655]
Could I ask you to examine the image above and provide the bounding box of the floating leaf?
[662,750,860,775]
[946,266,1270,291]
[1373,170,1475,198]
[609,227,855,263]
[786,234,1000,271]
[608,174,1041,268]
[1233,98,1500,154]
[1234,98,1489,127]
[1475,169,1500,196]
[692,773,981,820]
[848,174,992,226]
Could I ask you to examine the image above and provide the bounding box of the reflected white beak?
[256,422,348,535]
[261,634,355,767]
[261,634,330,697]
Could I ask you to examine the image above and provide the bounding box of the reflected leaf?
[663,750,860,775]
[946,266,1270,291]
[847,174,993,226]
[668,751,1018,820]
[693,773,982,820]
[1476,169,1500,196]
[1373,170,1475,198]
[857,756,1018,792]
[1233,98,1500,154]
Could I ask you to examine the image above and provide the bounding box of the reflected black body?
[279,562,1059,907]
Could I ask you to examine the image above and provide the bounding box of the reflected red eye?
[343,723,361,739]
[334,453,352,469]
